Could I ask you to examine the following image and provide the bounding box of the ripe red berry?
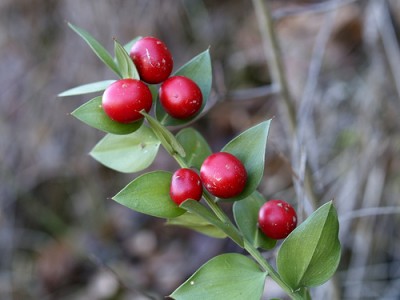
[200,152,247,199]
[170,168,203,205]
[102,79,152,123]
[129,36,173,84]
[159,76,203,119]
[258,200,297,240]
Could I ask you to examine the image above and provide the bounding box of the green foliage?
[166,212,227,238]
[176,128,212,170]
[61,23,342,300]
[71,96,143,135]
[277,201,341,289]
[170,253,267,300]
[113,171,185,218]
[114,39,139,79]
[58,80,115,97]
[180,200,243,247]
[90,125,160,173]
[68,23,121,77]
[221,119,271,201]
[142,112,186,157]
[233,191,276,250]
[156,49,212,126]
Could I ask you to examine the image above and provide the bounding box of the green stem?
[172,153,187,169]
[244,240,303,300]
[202,190,303,299]
[152,123,303,299]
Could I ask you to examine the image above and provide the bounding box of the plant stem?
[252,0,296,135]
[158,128,303,299]
[244,239,303,300]
[252,0,318,212]
[172,153,187,169]
[202,190,303,299]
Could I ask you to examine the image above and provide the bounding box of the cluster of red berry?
[102,37,203,123]
[170,152,247,203]
[170,152,297,240]
[102,35,297,241]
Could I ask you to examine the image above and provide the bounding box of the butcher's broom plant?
[59,23,341,300]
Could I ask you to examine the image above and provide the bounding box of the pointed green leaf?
[170,253,267,300]
[89,125,160,173]
[114,39,139,79]
[113,171,185,218]
[221,119,271,201]
[176,128,212,170]
[58,80,115,97]
[277,201,341,289]
[142,112,186,157]
[68,23,121,77]
[123,36,142,53]
[180,200,243,247]
[166,212,227,239]
[233,191,276,250]
[156,49,212,126]
[71,96,143,134]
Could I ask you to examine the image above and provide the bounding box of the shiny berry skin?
[200,152,247,199]
[129,36,173,84]
[170,168,203,205]
[258,200,297,240]
[102,79,152,123]
[159,76,203,119]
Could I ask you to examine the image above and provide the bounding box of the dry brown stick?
[374,0,400,100]
[272,0,358,19]
[251,0,318,213]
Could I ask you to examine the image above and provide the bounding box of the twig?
[252,0,296,136]
[295,3,338,219]
[272,0,359,19]
[374,0,400,100]
[227,84,279,101]
[252,0,319,213]
[340,206,400,222]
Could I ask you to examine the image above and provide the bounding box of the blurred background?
[1,0,400,299]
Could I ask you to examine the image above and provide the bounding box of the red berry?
[129,36,173,84]
[170,168,203,205]
[200,152,247,199]
[102,79,152,123]
[159,76,203,119]
[258,200,297,240]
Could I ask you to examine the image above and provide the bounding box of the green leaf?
[166,212,227,239]
[113,171,185,218]
[114,39,139,79]
[148,84,158,101]
[180,200,243,247]
[123,36,142,53]
[58,80,115,97]
[89,125,160,173]
[221,119,271,201]
[277,201,341,289]
[176,128,212,170]
[170,253,267,300]
[233,191,276,250]
[71,96,143,134]
[156,49,212,126]
[142,112,186,157]
[68,23,121,77]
